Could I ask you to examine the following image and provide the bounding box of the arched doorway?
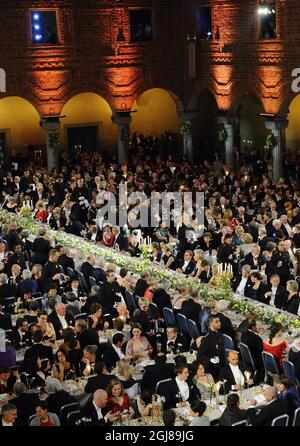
[236,93,267,155]
[60,92,116,156]
[193,89,218,162]
[0,96,44,161]
[286,94,300,150]
[131,88,181,157]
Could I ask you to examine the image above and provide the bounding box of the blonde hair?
[116,359,134,380]
[242,233,253,244]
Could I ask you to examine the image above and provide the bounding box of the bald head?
[264,386,277,402]
[93,389,108,408]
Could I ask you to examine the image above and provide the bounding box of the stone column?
[178,111,198,163]
[218,113,237,169]
[265,118,288,183]
[40,117,61,171]
[111,111,132,165]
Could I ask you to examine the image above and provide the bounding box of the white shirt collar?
[229,363,245,386]
[175,377,189,401]
[93,402,103,420]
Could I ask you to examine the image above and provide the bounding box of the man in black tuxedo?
[58,246,75,274]
[240,319,264,384]
[161,327,188,355]
[98,270,121,317]
[176,250,195,276]
[152,280,172,318]
[197,315,226,380]
[0,307,13,330]
[247,386,288,426]
[217,234,235,266]
[242,244,263,271]
[161,363,201,410]
[0,403,18,426]
[10,382,40,426]
[80,254,96,288]
[141,353,175,393]
[219,350,254,394]
[0,273,16,302]
[81,389,119,425]
[74,319,99,350]
[0,366,19,394]
[84,362,116,394]
[112,227,128,251]
[179,291,202,325]
[264,274,288,309]
[48,303,73,339]
[42,249,64,292]
[11,317,31,350]
[232,265,252,296]
[22,330,53,374]
[102,333,126,371]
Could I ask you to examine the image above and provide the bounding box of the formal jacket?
[0,283,17,301]
[197,331,226,380]
[141,362,175,393]
[31,237,51,265]
[179,299,202,325]
[77,329,99,350]
[81,399,109,426]
[177,259,196,276]
[102,344,125,371]
[219,363,251,394]
[248,398,288,426]
[80,262,95,287]
[240,329,264,371]
[288,348,300,381]
[283,294,300,315]
[11,327,32,350]
[58,254,74,274]
[152,288,172,317]
[242,253,263,271]
[0,313,13,330]
[162,378,201,410]
[22,343,54,374]
[161,334,188,355]
[10,393,40,426]
[98,281,121,316]
[84,374,116,394]
[46,390,77,417]
[219,408,248,426]
[113,233,128,251]
[265,285,288,309]
[47,310,73,339]
[134,278,148,297]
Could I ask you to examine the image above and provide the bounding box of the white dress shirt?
[229,364,245,389]
[182,261,190,273]
[1,420,13,426]
[93,402,105,421]
[58,315,68,329]
[236,277,248,295]
[269,287,277,307]
[112,344,125,360]
[175,377,190,402]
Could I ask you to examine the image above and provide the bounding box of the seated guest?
[132,297,155,336]
[276,376,300,419]
[41,283,62,311]
[176,250,196,276]
[163,409,176,427]
[52,349,74,382]
[45,377,76,416]
[240,319,264,384]
[141,353,175,393]
[106,378,134,417]
[81,389,119,425]
[152,279,172,317]
[74,319,99,350]
[84,361,116,394]
[232,264,252,296]
[125,323,153,363]
[179,290,202,325]
[0,403,18,426]
[65,277,84,299]
[80,345,98,377]
[11,317,31,350]
[219,350,254,394]
[80,254,96,289]
[263,322,287,372]
[0,272,16,302]
[215,299,235,340]
[288,338,300,382]
[242,244,263,271]
[115,359,137,390]
[161,326,188,355]
[189,401,210,426]
[88,303,110,331]
[0,304,13,330]
[136,391,162,417]
[48,303,72,339]
[283,280,300,314]
[98,270,121,318]
[22,330,54,375]
[247,272,269,304]
[24,300,39,325]
[65,292,81,318]
[0,366,19,394]
[10,382,40,426]
[134,270,150,297]
[102,333,126,372]
[219,393,247,426]
[248,386,288,426]
[36,311,56,342]
[264,274,288,309]
[29,401,60,426]
[81,285,101,314]
[17,269,38,296]
[191,361,215,400]
[162,363,201,410]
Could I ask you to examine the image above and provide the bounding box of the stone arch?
[192,88,219,162]
[130,87,182,135]
[0,96,45,157]
[60,92,117,153]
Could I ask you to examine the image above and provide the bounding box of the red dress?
[263,340,287,370]
[107,394,131,414]
[35,209,47,223]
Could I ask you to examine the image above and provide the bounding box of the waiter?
[197,315,225,380]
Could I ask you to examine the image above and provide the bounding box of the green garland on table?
[1,210,300,332]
